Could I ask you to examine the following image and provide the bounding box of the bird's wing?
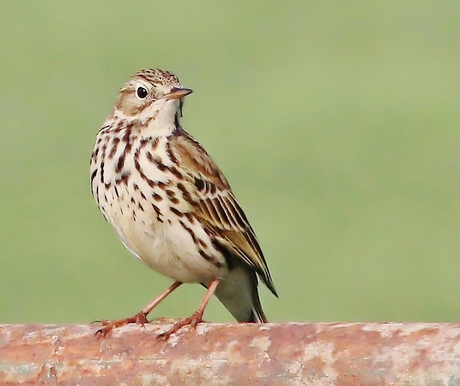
[168,133,277,296]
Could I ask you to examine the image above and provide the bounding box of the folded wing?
[169,132,277,296]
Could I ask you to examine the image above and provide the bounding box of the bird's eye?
[136,86,148,99]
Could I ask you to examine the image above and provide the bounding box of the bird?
[90,68,277,338]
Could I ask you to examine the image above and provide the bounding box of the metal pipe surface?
[1,322,459,385]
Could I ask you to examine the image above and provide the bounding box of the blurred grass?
[1,1,460,324]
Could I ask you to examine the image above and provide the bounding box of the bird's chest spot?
[94,135,173,218]
[94,146,190,251]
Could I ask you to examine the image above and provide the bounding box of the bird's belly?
[102,192,225,284]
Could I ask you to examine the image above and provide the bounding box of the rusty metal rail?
[1,322,460,385]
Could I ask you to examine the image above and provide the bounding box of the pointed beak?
[165,87,193,101]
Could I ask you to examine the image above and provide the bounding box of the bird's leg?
[95,281,183,338]
[159,278,220,340]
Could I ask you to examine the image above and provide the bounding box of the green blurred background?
[1,1,459,324]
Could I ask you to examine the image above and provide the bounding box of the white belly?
[91,132,226,284]
[102,186,225,284]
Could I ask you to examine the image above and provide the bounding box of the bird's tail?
[214,264,268,323]
[250,283,268,323]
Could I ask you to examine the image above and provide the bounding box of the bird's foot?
[95,311,149,338]
[158,311,204,340]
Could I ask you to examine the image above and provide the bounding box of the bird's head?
[113,68,192,132]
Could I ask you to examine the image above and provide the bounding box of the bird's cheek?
[118,100,146,117]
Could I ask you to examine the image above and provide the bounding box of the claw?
[158,311,204,340]
[94,312,149,338]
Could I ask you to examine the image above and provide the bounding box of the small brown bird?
[90,68,277,337]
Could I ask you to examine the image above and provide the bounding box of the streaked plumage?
[90,68,277,336]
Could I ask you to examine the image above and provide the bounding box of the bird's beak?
[165,87,193,101]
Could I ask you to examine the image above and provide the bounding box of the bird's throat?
[142,99,182,137]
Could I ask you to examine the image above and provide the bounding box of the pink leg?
[140,281,183,315]
[96,281,183,338]
[160,278,221,339]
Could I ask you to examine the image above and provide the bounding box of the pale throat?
[137,99,181,138]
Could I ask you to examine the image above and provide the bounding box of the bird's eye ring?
[136,86,148,99]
